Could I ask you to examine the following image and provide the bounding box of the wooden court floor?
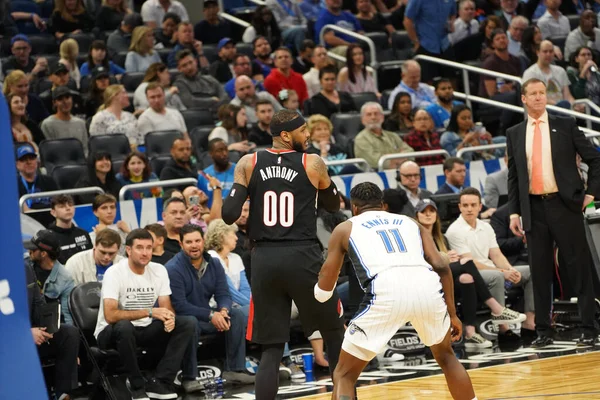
[299,351,600,400]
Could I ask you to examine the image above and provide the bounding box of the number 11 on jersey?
[376,229,407,253]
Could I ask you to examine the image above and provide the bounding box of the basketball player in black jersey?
[223,110,345,399]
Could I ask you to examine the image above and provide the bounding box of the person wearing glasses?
[396,160,433,217]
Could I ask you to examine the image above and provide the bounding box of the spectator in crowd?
[162,197,188,254]
[90,84,141,148]
[199,138,235,201]
[65,228,123,284]
[25,258,79,400]
[2,34,48,81]
[446,188,535,339]
[230,76,281,124]
[355,102,414,169]
[6,2,39,36]
[155,12,181,48]
[404,109,445,166]
[159,138,197,185]
[75,152,123,203]
[167,22,209,68]
[224,55,266,99]
[416,199,524,348]
[90,194,129,255]
[81,40,126,76]
[522,40,576,108]
[435,157,467,194]
[383,91,413,134]
[95,229,198,399]
[84,66,111,118]
[134,62,186,111]
[278,89,300,112]
[107,12,144,57]
[506,16,529,57]
[479,15,502,60]
[266,0,307,53]
[565,10,600,60]
[484,155,508,208]
[9,94,44,148]
[242,6,282,50]
[39,63,81,115]
[41,86,88,155]
[166,224,256,386]
[537,0,569,39]
[209,38,237,83]
[519,25,542,69]
[248,100,275,146]
[141,0,189,29]
[194,0,231,44]
[16,143,58,210]
[356,0,395,37]
[306,114,349,175]
[138,83,189,138]
[59,38,81,89]
[145,223,176,265]
[48,194,93,264]
[292,39,315,75]
[388,60,436,110]
[232,200,250,266]
[396,160,433,217]
[337,44,378,95]
[299,0,323,22]
[96,0,131,32]
[441,104,504,160]
[303,45,330,98]
[4,70,49,124]
[403,0,456,82]
[181,185,218,228]
[308,65,356,118]
[252,36,274,78]
[48,0,95,40]
[425,78,463,131]
[315,0,362,60]
[116,151,161,200]
[174,49,229,109]
[125,26,162,72]
[448,0,479,46]
[209,104,252,154]
[497,0,540,30]
[490,204,529,266]
[266,48,310,108]
[567,46,598,100]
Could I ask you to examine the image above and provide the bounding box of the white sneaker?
[464,333,493,349]
[491,307,526,325]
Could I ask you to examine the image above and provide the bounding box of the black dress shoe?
[577,333,598,346]
[498,329,520,342]
[531,335,554,348]
[520,328,537,345]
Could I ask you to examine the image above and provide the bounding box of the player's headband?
[270,114,306,137]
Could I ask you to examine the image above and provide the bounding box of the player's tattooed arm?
[233,154,252,187]
[309,153,332,189]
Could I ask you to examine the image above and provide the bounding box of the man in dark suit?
[490,204,528,266]
[396,160,433,217]
[507,77,600,347]
[436,157,467,195]
[497,0,540,30]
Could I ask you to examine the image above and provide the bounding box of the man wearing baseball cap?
[16,143,59,211]
[25,229,75,325]
[208,37,236,83]
[193,0,232,45]
[39,63,79,114]
[2,34,48,79]
[41,86,88,155]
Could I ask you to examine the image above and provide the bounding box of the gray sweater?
[173,72,229,109]
[41,115,89,156]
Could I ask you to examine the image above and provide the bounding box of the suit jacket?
[506,113,600,231]
[499,0,541,30]
[490,204,528,265]
[435,182,459,195]
[400,187,434,217]
[484,168,508,208]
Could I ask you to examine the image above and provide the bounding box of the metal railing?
[20,187,105,212]
[247,0,266,5]
[319,25,377,67]
[573,99,600,130]
[456,143,506,158]
[325,158,370,171]
[378,150,450,172]
[119,178,198,202]
[218,12,251,28]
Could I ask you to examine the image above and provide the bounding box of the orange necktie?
[531,120,544,194]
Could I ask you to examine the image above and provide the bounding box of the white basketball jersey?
[348,211,431,289]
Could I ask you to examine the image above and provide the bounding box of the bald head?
[537,40,554,65]
[401,60,421,90]
[398,160,421,191]
[235,75,255,101]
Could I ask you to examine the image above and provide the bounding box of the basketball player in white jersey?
[315,182,477,400]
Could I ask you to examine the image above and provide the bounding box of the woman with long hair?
[95,0,131,31]
[125,26,161,73]
[80,40,126,76]
[309,65,356,119]
[416,199,525,348]
[133,62,185,111]
[383,91,413,133]
[59,38,81,88]
[89,84,141,149]
[116,151,161,200]
[242,5,282,49]
[479,15,501,60]
[75,151,122,204]
[84,67,111,118]
[567,46,598,100]
[337,44,379,95]
[519,25,542,70]
[3,70,49,124]
[403,109,445,166]
[49,0,94,39]
[8,93,44,149]
[209,104,254,154]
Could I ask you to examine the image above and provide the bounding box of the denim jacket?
[42,261,75,325]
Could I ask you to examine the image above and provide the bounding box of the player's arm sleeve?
[312,155,341,212]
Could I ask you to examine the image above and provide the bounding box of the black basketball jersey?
[248,149,318,242]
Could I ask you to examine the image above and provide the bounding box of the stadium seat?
[113,51,127,68]
[112,158,124,174]
[121,72,146,93]
[381,89,393,111]
[203,45,218,64]
[149,155,172,177]
[145,130,183,158]
[157,48,171,64]
[391,31,413,61]
[377,61,403,92]
[181,109,215,130]
[52,164,88,190]
[235,42,253,59]
[169,69,181,83]
[66,32,95,54]
[39,138,86,174]
[568,14,579,31]
[349,92,379,110]
[88,134,131,161]
[364,32,394,62]
[331,113,363,141]
[190,125,213,155]
[549,36,568,57]
[28,35,59,56]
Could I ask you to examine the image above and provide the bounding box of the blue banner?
[0,96,48,396]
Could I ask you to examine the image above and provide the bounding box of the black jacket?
[74,173,122,204]
[26,259,45,326]
[159,158,197,191]
[208,58,233,83]
[489,204,528,265]
[47,221,93,264]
